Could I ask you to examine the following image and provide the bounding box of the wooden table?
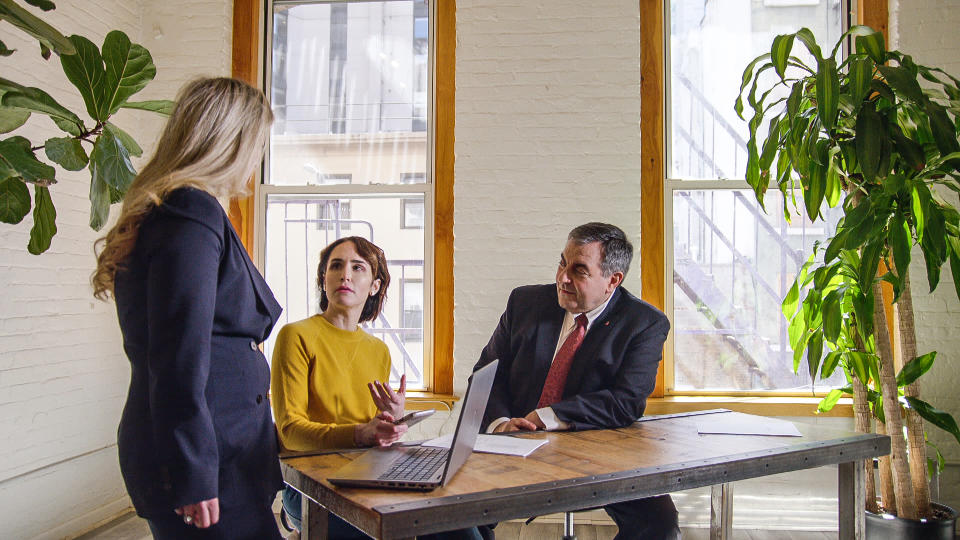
[281,410,889,540]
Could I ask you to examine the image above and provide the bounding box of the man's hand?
[355,412,408,447]
[175,497,219,528]
[493,411,544,433]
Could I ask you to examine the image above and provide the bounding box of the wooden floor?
[75,511,839,540]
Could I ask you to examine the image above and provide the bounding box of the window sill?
[406,391,459,411]
[646,396,853,417]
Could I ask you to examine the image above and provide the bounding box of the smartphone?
[393,409,435,427]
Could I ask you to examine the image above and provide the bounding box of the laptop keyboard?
[378,446,449,482]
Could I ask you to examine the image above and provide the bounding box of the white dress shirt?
[486,292,614,433]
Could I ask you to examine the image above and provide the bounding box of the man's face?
[555,240,623,313]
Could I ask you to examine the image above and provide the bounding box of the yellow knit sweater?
[270,315,391,451]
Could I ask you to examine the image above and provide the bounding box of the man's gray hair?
[568,222,634,277]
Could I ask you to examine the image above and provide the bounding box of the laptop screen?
[439,359,499,485]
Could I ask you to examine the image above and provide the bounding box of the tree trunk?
[892,271,932,517]
[853,375,879,513]
[872,280,917,519]
[875,405,897,513]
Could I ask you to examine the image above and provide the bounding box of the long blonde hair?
[92,77,273,299]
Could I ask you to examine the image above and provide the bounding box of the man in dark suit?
[473,222,679,540]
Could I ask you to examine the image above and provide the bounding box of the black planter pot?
[865,503,959,540]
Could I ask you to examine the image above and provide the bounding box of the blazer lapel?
[225,221,283,331]
[563,288,621,397]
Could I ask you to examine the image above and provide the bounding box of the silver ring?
[183,515,194,525]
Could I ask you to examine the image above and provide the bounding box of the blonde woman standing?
[93,78,284,539]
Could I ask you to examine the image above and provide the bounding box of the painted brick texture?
[453,0,643,391]
[893,3,960,465]
[0,1,233,538]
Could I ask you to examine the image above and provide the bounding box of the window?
[261,0,447,390]
[662,0,848,393]
[401,199,424,229]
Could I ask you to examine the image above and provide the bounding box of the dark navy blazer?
[114,188,283,518]
[473,284,670,431]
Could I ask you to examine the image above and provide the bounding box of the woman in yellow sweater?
[271,236,407,538]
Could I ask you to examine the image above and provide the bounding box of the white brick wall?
[892,2,960,466]
[0,1,233,538]
[1,0,958,537]
[453,0,643,393]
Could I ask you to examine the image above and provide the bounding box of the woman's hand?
[354,412,408,447]
[368,374,406,419]
[175,497,220,528]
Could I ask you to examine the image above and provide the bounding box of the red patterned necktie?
[538,313,588,407]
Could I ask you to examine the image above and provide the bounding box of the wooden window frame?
[639,0,885,412]
[230,0,455,398]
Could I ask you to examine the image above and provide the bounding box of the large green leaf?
[921,242,942,293]
[846,350,873,385]
[23,0,55,10]
[794,28,823,64]
[888,213,912,280]
[818,387,846,413]
[0,0,75,56]
[848,56,873,107]
[0,135,55,183]
[856,31,886,65]
[120,99,174,116]
[806,333,824,382]
[855,101,882,183]
[90,128,136,193]
[905,396,960,445]
[890,125,926,172]
[821,351,843,380]
[0,38,14,57]
[896,351,936,387]
[44,136,88,170]
[771,34,795,79]
[816,57,840,131]
[852,289,874,338]
[104,122,141,157]
[0,175,29,223]
[822,289,842,343]
[925,100,960,158]
[87,163,110,231]
[949,236,960,303]
[805,140,828,220]
[1,85,82,129]
[27,184,55,254]
[100,31,156,117]
[60,34,105,121]
[735,53,772,119]
[825,147,842,207]
[0,104,30,133]
[879,65,924,103]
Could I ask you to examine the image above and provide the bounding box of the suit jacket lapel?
[563,288,621,398]
[532,301,565,404]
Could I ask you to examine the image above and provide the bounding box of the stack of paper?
[423,434,548,457]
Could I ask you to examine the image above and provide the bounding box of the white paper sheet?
[423,434,548,457]
[697,416,803,437]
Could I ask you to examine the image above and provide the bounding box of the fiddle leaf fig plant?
[736,25,960,520]
[0,0,173,253]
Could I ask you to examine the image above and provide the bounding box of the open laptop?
[327,359,498,491]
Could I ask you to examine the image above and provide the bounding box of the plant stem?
[892,270,932,518]
[872,279,918,519]
[853,377,879,513]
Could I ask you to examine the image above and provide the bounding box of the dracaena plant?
[0,0,172,254]
[736,25,960,520]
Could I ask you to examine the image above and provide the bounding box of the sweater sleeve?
[270,324,359,451]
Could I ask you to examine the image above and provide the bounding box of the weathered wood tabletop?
[281,410,889,540]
